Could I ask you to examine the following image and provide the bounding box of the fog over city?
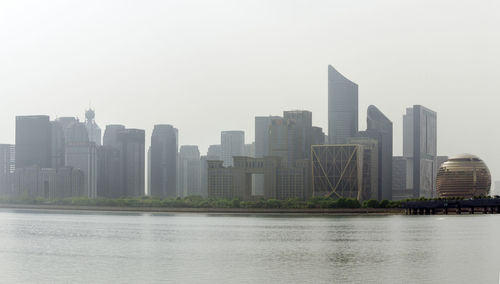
[1,0,499,182]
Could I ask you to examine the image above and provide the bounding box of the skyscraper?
[255,116,281,158]
[178,145,201,197]
[311,126,325,147]
[207,144,222,160]
[221,131,244,167]
[283,110,313,160]
[150,124,178,198]
[63,120,98,198]
[328,65,358,144]
[85,108,101,146]
[0,144,15,196]
[366,105,393,201]
[100,124,126,198]
[50,121,65,169]
[117,129,145,197]
[268,118,295,167]
[403,105,437,198]
[15,115,52,168]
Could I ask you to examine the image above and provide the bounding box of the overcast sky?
[0,0,499,183]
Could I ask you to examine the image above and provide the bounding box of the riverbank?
[0,203,404,214]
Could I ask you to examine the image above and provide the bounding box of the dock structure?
[402,199,500,215]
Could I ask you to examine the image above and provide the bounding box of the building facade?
[178,145,201,197]
[221,131,244,167]
[403,105,437,198]
[118,129,145,197]
[366,105,393,201]
[149,124,178,198]
[207,156,310,200]
[328,66,358,144]
[311,144,377,201]
[15,115,52,169]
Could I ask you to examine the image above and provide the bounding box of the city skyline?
[1,1,499,185]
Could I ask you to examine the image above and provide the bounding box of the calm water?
[0,210,499,284]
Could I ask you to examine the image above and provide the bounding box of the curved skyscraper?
[328,65,358,144]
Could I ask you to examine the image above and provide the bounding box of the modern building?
[366,105,393,201]
[100,124,126,198]
[85,108,101,146]
[12,166,84,198]
[268,117,296,167]
[436,154,491,198]
[255,116,281,158]
[63,120,98,198]
[311,126,325,147]
[311,144,377,201]
[207,144,222,160]
[207,156,310,200]
[328,65,358,144]
[283,110,313,160]
[392,156,410,200]
[15,115,52,169]
[221,131,244,167]
[0,144,15,196]
[244,143,255,158]
[199,155,209,198]
[118,129,145,197]
[149,124,178,198]
[50,121,65,169]
[178,145,201,197]
[403,105,437,198]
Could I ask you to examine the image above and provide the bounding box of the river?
[0,209,498,283]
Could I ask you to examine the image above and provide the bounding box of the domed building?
[436,154,491,198]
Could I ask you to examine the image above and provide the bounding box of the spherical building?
[436,154,491,198]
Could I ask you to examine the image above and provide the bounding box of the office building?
[100,124,126,198]
[311,144,377,201]
[221,131,244,167]
[12,166,84,198]
[85,108,101,146]
[207,156,310,200]
[118,129,145,197]
[255,116,281,158]
[283,110,313,160]
[15,115,52,168]
[403,105,437,198]
[311,127,325,147]
[392,156,410,200]
[63,120,98,198]
[207,144,222,160]
[244,143,255,158]
[328,65,358,144]
[150,124,178,198]
[179,145,201,197]
[0,144,15,196]
[366,105,393,201]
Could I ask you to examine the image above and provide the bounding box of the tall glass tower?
[328,65,358,145]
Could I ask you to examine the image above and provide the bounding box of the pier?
[402,199,500,215]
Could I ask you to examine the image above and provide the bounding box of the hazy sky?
[1,1,499,181]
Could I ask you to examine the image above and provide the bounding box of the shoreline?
[0,203,404,215]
